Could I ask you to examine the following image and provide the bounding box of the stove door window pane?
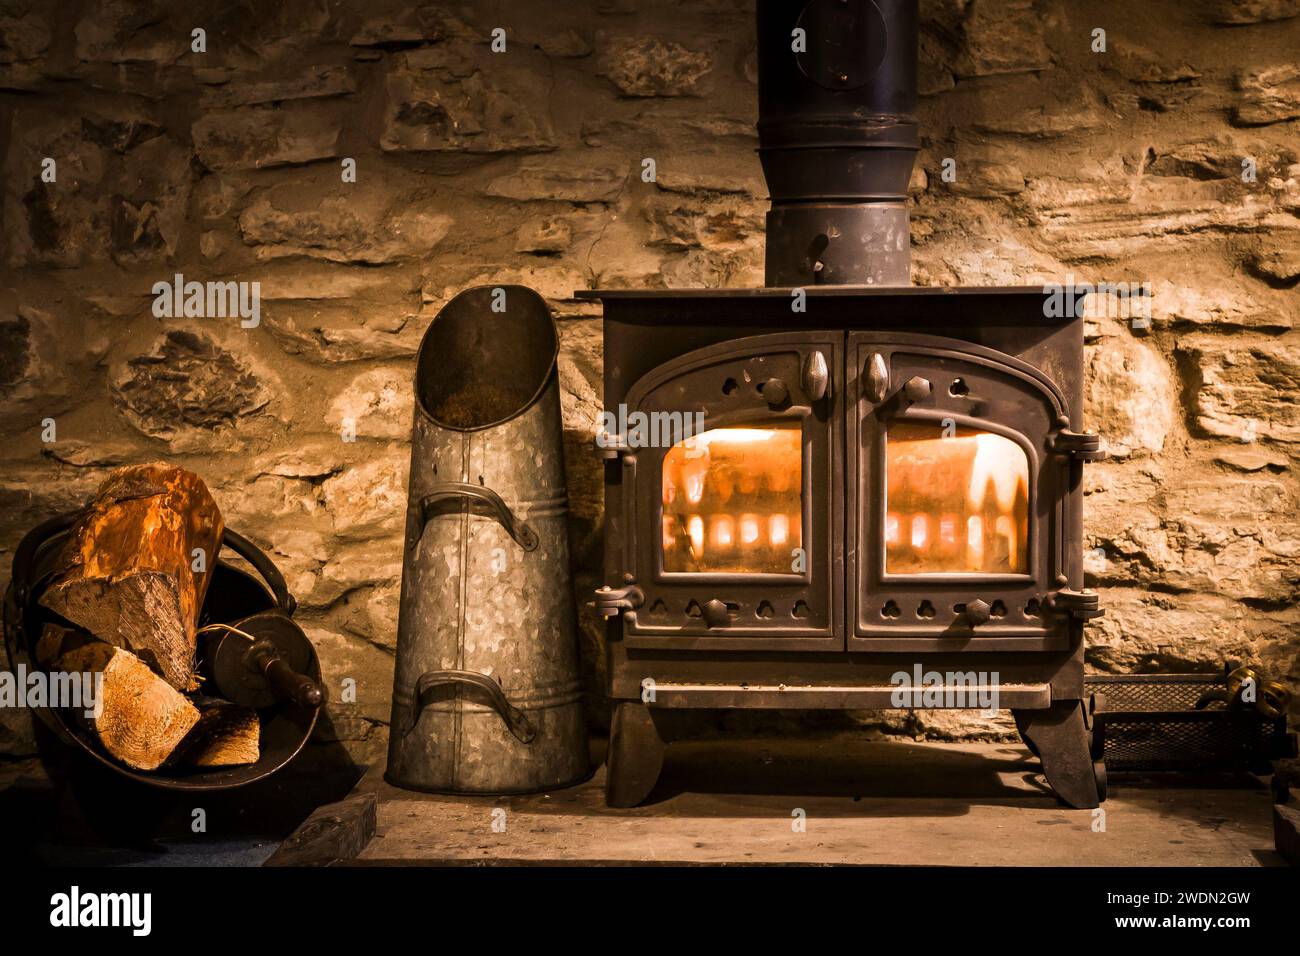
[662,425,802,573]
[884,422,1029,575]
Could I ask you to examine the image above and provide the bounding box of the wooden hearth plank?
[351,741,1274,867]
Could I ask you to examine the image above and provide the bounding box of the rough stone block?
[1236,64,1300,125]
[110,330,273,441]
[326,367,413,441]
[74,0,185,64]
[238,183,452,264]
[954,0,1052,77]
[200,64,355,109]
[1211,0,1300,24]
[0,300,112,420]
[1176,336,1300,443]
[192,107,341,171]
[597,35,712,96]
[1086,335,1175,458]
[484,161,625,203]
[380,48,555,153]
[0,11,50,63]
[321,454,410,540]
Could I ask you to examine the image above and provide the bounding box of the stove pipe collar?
[757,0,919,287]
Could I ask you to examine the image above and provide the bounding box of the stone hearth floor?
[341,738,1284,866]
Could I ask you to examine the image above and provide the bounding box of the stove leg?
[1012,710,1040,759]
[1013,700,1103,809]
[605,701,664,808]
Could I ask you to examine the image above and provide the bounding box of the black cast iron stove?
[582,0,1106,808]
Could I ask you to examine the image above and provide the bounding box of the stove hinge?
[594,584,644,618]
[1048,428,1104,462]
[1045,587,1104,621]
[594,429,628,460]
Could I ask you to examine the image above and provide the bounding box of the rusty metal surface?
[387,286,588,795]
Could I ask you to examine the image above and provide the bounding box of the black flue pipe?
[757,0,919,286]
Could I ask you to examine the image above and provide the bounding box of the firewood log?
[40,462,224,691]
[181,698,261,768]
[34,622,95,668]
[51,637,201,771]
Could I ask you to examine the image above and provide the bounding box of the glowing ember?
[710,515,735,549]
[910,514,928,549]
[687,515,705,557]
[769,513,790,547]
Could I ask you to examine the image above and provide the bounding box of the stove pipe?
[757,0,919,287]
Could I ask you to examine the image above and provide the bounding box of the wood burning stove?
[583,0,1106,809]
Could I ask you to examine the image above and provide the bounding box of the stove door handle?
[802,350,830,402]
[865,352,889,403]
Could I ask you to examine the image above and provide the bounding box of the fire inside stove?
[885,422,1029,575]
[661,425,802,574]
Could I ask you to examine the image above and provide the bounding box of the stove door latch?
[1045,587,1104,621]
[1048,428,1105,462]
[594,584,644,618]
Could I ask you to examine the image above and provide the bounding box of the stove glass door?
[884,421,1029,575]
[848,332,1072,651]
[617,331,843,651]
[662,424,803,575]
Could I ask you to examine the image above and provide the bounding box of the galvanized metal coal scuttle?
[387,285,589,794]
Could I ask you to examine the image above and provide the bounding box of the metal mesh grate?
[1085,674,1294,773]
[1085,674,1217,712]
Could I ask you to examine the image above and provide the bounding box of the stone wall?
[2,0,1298,762]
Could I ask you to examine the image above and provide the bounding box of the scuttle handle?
[410,670,537,744]
[408,482,539,553]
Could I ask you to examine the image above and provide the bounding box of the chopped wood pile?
[36,463,261,772]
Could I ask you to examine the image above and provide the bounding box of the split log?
[34,622,95,669]
[182,698,261,768]
[40,462,224,691]
[51,637,200,771]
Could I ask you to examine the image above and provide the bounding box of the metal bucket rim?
[413,284,559,433]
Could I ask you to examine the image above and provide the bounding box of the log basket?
[3,511,321,791]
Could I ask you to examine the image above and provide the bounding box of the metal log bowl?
[3,512,321,791]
